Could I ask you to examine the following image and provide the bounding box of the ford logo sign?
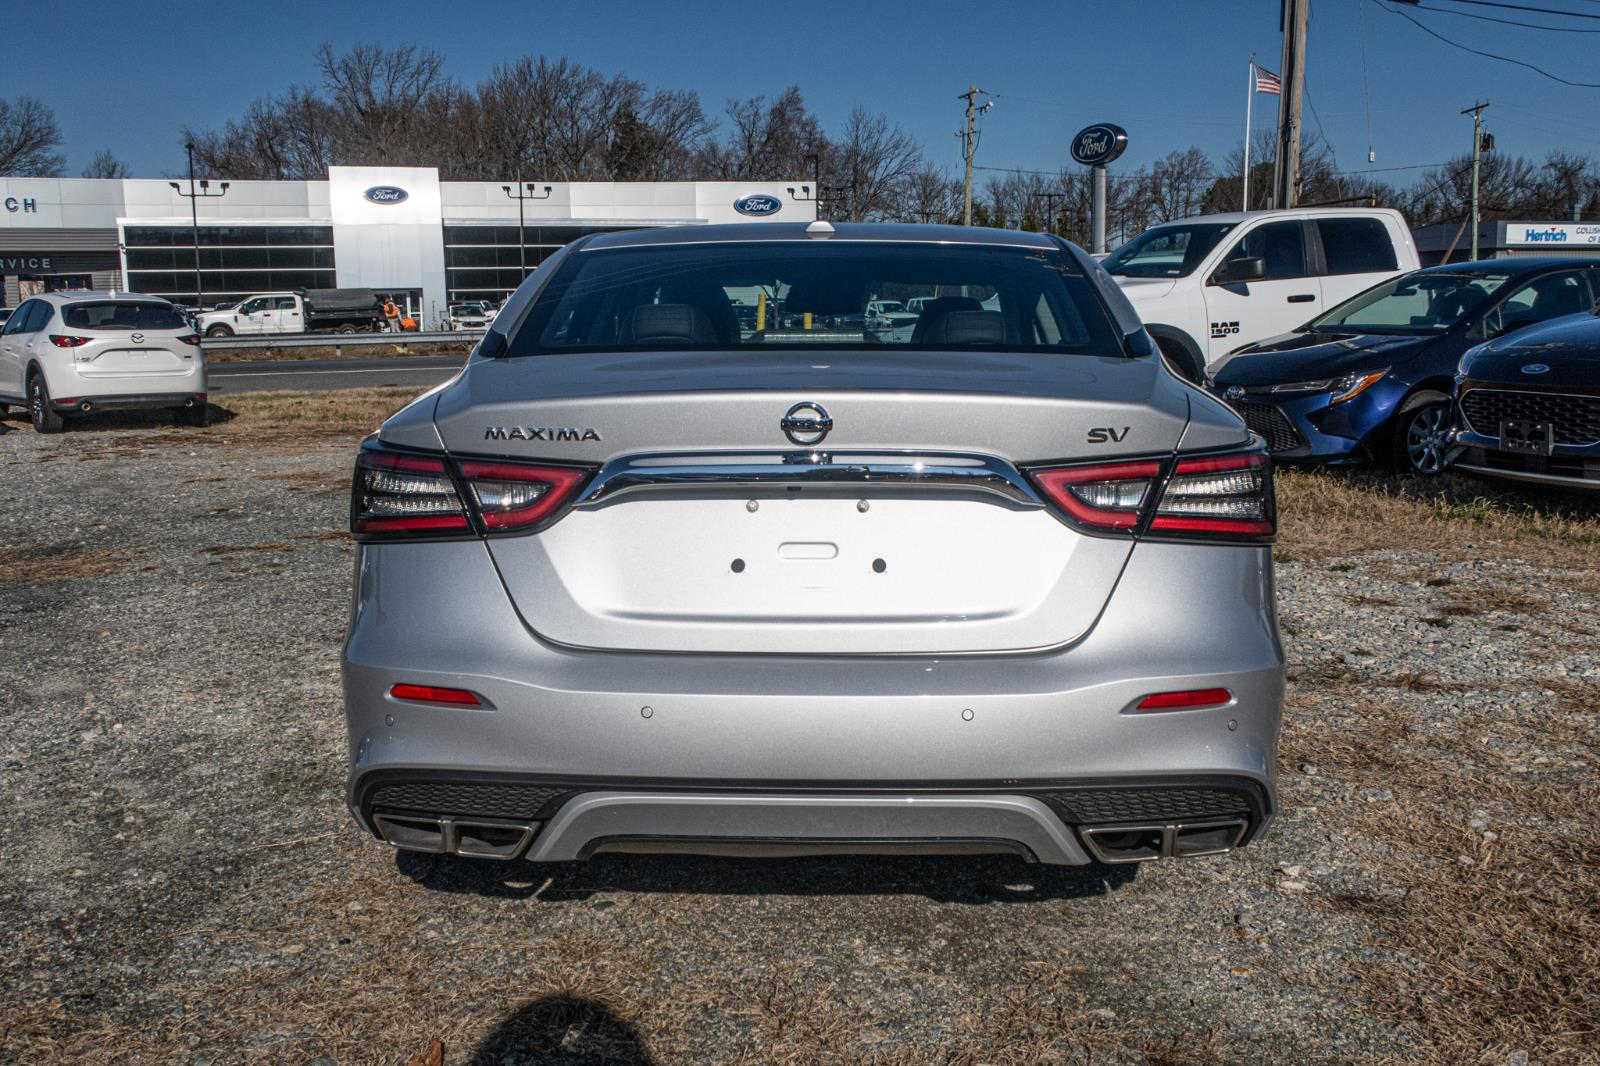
[1070,123,1129,167]
[363,185,409,205]
[1521,363,1551,374]
[734,194,782,217]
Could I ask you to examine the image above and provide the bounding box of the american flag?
[1253,64,1282,95]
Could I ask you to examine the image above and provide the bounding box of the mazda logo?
[130,332,144,343]
[781,401,832,446]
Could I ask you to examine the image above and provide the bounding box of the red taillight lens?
[456,460,589,532]
[1027,448,1274,542]
[1137,688,1232,711]
[178,334,202,346]
[1028,461,1161,531]
[390,683,480,705]
[49,335,90,348]
[351,446,591,539]
[352,450,470,535]
[1149,452,1274,539]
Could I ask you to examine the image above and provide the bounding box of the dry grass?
[0,545,138,582]
[202,340,470,363]
[207,386,427,443]
[1274,468,1600,565]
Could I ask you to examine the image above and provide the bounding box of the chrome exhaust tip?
[1080,817,1248,864]
[372,813,536,861]
[79,401,93,412]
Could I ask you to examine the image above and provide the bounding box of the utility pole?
[1036,190,1064,235]
[958,84,990,225]
[1462,100,1490,260]
[1271,0,1309,209]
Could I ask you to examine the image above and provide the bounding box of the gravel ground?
[1,399,1596,1065]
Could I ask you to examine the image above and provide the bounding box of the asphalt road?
[206,355,462,394]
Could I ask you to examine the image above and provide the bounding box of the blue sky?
[9,0,1600,184]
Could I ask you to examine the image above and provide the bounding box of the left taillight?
[177,334,202,346]
[1026,447,1274,543]
[49,335,90,348]
[351,445,591,540]
[352,450,471,536]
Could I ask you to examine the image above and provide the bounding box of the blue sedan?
[1208,258,1600,474]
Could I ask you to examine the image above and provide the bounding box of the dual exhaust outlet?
[373,812,537,861]
[1079,817,1248,864]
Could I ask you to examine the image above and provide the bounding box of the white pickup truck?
[1102,208,1419,380]
[196,288,383,338]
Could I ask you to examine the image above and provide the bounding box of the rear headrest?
[921,309,1004,345]
[621,303,717,345]
[910,296,984,344]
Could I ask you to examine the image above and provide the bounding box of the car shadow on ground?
[464,996,656,1066]
[0,405,235,433]
[394,850,1138,904]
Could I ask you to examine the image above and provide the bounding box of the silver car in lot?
[342,223,1284,867]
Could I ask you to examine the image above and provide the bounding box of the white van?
[1103,208,1419,380]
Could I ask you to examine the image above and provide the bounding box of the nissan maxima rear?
[342,223,1284,867]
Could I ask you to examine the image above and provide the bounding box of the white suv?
[1103,208,1419,380]
[0,292,207,433]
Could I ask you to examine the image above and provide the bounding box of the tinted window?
[510,243,1118,357]
[62,301,188,331]
[1102,223,1236,278]
[1315,272,1510,333]
[274,296,298,310]
[1221,221,1307,280]
[2,300,38,335]
[1317,218,1398,275]
[23,301,53,333]
[1491,270,1592,336]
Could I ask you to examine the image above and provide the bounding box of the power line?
[1419,0,1600,20]
[1380,1,1600,86]
[1409,0,1600,30]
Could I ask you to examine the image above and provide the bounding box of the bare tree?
[315,42,447,165]
[697,87,825,181]
[903,164,959,223]
[0,96,65,176]
[830,108,922,221]
[80,149,128,179]
[185,86,334,180]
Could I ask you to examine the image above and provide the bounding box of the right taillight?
[1149,451,1274,540]
[1027,448,1274,542]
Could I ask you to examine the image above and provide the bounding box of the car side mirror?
[1215,257,1266,285]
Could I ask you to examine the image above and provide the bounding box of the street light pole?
[502,179,552,283]
[168,142,228,308]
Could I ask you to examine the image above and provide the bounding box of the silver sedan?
[342,223,1284,867]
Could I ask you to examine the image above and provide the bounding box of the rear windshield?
[62,301,188,331]
[507,242,1121,357]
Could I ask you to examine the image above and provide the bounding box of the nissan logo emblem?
[781,401,832,446]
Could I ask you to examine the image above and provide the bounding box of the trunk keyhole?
[872,558,886,573]
[731,558,746,573]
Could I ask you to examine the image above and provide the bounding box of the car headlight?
[1270,368,1388,405]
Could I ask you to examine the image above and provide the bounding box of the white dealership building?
[0,166,812,320]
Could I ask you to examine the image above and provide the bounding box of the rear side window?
[62,301,188,331]
[1317,218,1398,275]
[2,300,40,334]
[1222,221,1307,280]
[509,242,1120,357]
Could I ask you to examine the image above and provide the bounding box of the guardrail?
[200,329,484,354]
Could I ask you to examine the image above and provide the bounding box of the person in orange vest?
[382,298,400,333]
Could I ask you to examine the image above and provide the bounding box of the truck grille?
[1236,401,1304,453]
[1460,389,1600,446]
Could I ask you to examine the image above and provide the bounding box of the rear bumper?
[342,538,1284,864]
[54,391,205,413]
[50,359,205,405]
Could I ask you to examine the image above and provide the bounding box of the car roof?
[1140,207,1406,227]
[30,290,177,304]
[581,221,1059,251]
[1415,256,1600,277]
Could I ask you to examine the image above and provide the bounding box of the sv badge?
[1086,427,1130,444]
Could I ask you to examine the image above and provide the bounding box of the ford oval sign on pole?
[734,194,782,217]
[1070,124,1128,167]
[1071,123,1127,255]
[364,186,409,205]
